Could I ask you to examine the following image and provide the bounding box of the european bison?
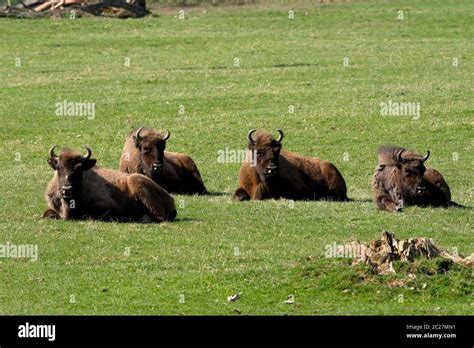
[43,145,176,222]
[119,127,208,195]
[372,145,456,212]
[233,129,348,201]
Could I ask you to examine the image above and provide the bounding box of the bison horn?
[422,150,430,162]
[49,144,58,159]
[135,126,144,142]
[396,148,406,163]
[247,129,257,144]
[82,146,92,159]
[276,129,284,143]
[161,130,170,141]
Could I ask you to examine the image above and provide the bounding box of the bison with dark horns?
[233,129,348,201]
[43,145,176,222]
[119,127,208,195]
[372,145,457,212]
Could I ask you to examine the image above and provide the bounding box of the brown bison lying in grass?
[372,145,457,212]
[233,129,348,201]
[43,145,176,222]
[119,127,208,195]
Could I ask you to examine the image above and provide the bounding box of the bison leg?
[127,174,177,222]
[253,183,272,200]
[43,209,60,219]
[138,215,153,224]
[233,187,250,201]
[376,194,402,212]
[234,183,271,200]
[372,169,403,212]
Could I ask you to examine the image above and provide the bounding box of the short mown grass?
[0,0,472,315]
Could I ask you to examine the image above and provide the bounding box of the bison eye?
[257,150,264,157]
[143,147,152,154]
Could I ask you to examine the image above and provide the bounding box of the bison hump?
[377,145,405,166]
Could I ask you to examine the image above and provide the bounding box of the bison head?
[396,148,430,199]
[247,129,284,179]
[133,127,170,180]
[48,145,96,200]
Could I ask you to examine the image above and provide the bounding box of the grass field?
[0,0,472,315]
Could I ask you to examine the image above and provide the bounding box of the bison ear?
[47,158,58,170]
[82,159,96,171]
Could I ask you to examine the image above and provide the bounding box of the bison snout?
[61,185,73,198]
[151,163,163,173]
[264,164,278,177]
[416,186,426,195]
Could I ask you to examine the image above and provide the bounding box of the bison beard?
[233,129,348,201]
[44,146,176,222]
[372,145,456,212]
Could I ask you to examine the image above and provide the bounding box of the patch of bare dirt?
[341,231,473,275]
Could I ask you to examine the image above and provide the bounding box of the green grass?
[0,0,472,315]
